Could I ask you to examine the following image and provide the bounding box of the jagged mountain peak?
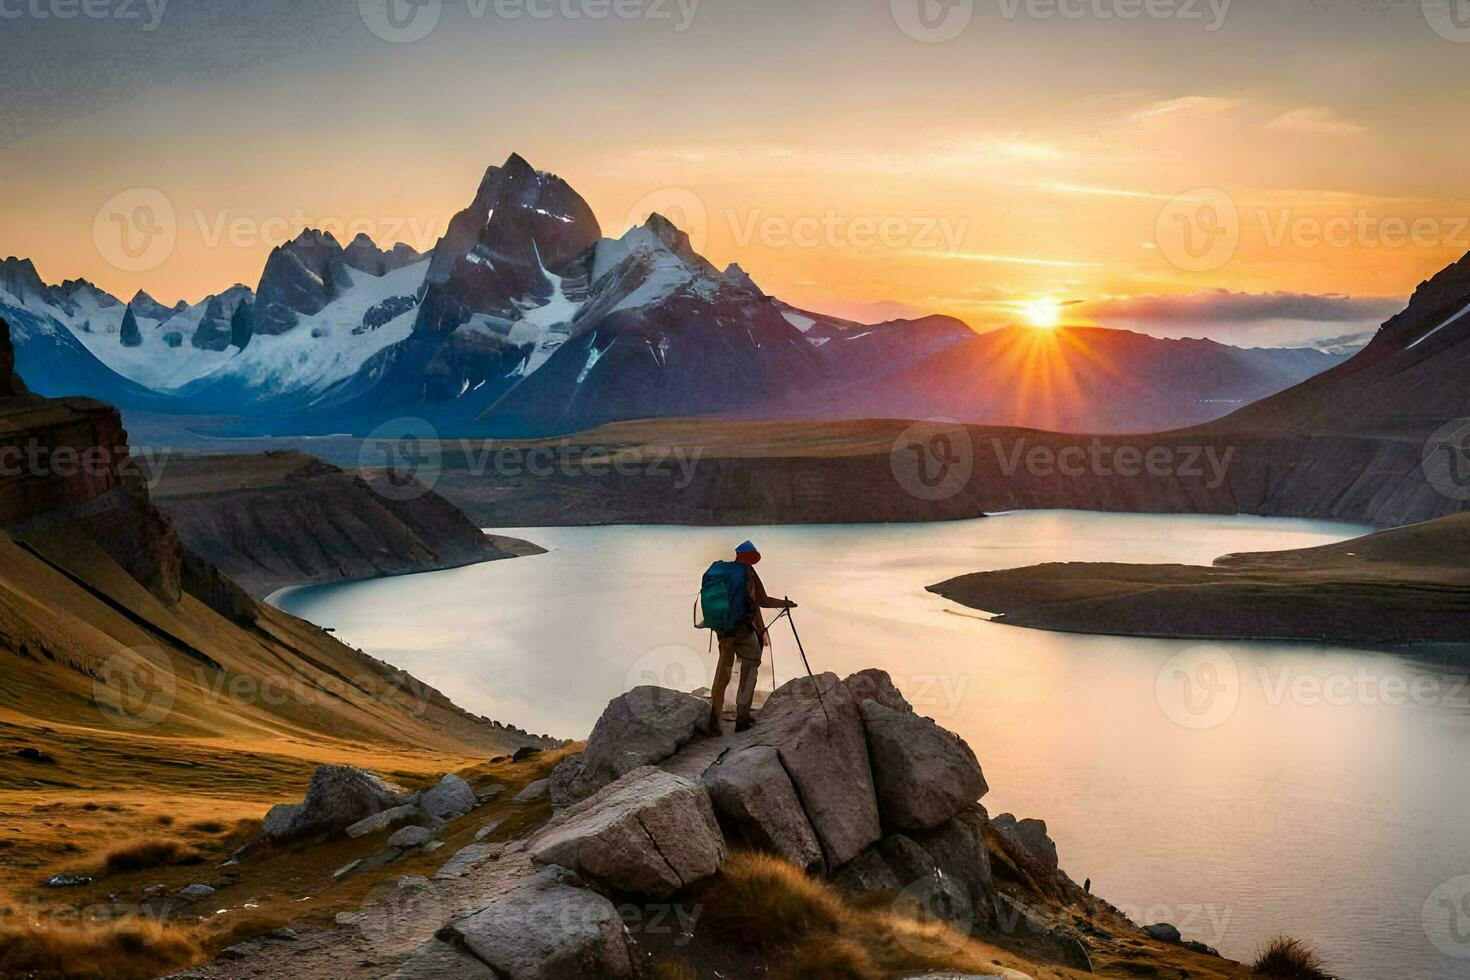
[1370,248,1470,357]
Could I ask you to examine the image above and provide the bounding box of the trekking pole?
[784,597,831,725]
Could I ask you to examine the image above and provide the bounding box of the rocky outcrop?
[254,229,352,336]
[437,866,635,979]
[150,451,543,597]
[262,765,414,842]
[531,766,724,898]
[419,773,477,821]
[702,744,824,873]
[549,687,708,805]
[860,699,988,831]
[190,285,253,351]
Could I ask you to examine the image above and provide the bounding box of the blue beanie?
[735,540,759,555]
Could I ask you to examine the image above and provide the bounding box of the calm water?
[274,513,1470,979]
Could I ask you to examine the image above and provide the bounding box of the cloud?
[1130,96,1241,123]
[1080,289,1401,325]
[1267,107,1368,137]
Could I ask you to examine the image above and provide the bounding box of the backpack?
[694,561,750,635]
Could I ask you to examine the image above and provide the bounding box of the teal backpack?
[694,561,751,635]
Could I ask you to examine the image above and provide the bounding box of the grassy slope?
[0,516,530,907]
[931,513,1470,644]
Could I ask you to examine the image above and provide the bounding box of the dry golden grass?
[102,838,202,875]
[0,917,205,980]
[697,851,1075,980]
[1252,935,1334,978]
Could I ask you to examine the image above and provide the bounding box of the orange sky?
[3,1,1468,346]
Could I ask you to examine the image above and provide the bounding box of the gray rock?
[843,668,913,713]
[859,699,987,832]
[703,745,824,873]
[1143,922,1182,943]
[434,843,499,880]
[387,826,434,849]
[177,884,216,900]
[833,835,972,929]
[263,766,414,841]
[757,672,882,868]
[334,911,364,926]
[332,860,362,880]
[531,767,724,898]
[910,808,996,929]
[420,774,478,821]
[549,687,709,804]
[345,803,420,839]
[391,938,497,980]
[443,867,635,978]
[990,814,1061,877]
[1054,929,1095,972]
[475,818,504,841]
[217,940,260,961]
[514,778,550,804]
[477,785,507,804]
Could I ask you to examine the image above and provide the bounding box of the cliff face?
[150,451,544,597]
[0,315,536,758]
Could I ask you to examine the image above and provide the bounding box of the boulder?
[990,814,1061,877]
[392,938,497,980]
[177,883,216,900]
[514,779,550,803]
[756,673,883,869]
[910,807,996,929]
[387,826,434,849]
[859,699,987,831]
[345,803,419,839]
[1143,922,1182,944]
[843,669,913,713]
[262,766,413,841]
[531,767,724,898]
[702,745,824,873]
[420,774,477,820]
[549,687,709,805]
[434,843,500,880]
[442,867,635,979]
[832,835,971,928]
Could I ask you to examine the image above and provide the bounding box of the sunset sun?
[1020,299,1063,330]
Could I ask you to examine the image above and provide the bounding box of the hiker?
[697,540,797,735]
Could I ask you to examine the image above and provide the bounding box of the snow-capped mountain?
[2,153,1353,438]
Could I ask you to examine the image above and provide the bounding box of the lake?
[273,512,1470,979]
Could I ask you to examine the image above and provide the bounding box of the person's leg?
[733,631,762,728]
[708,639,735,734]
[734,655,761,728]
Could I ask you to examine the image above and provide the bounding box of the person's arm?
[749,568,796,609]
